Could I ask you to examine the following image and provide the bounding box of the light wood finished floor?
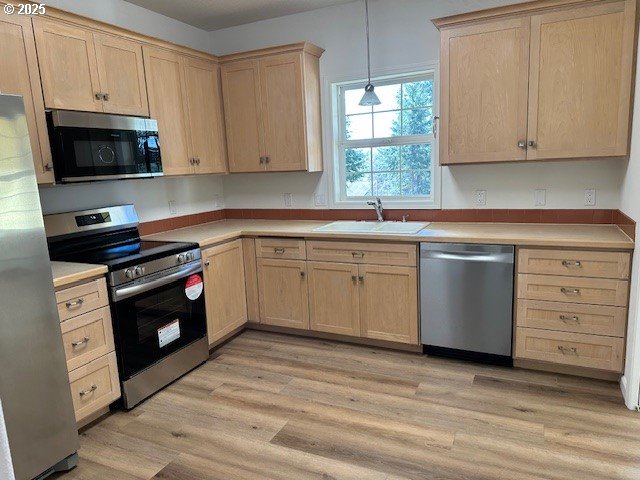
[53,330,640,480]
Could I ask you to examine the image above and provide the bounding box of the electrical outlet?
[168,200,177,215]
[534,189,546,207]
[283,193,293,208]
[474,189,487,206]
[584,189,596,206]
[314,193,327,207]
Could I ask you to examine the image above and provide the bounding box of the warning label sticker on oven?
[158,319,180,348]
[185,274,203,300]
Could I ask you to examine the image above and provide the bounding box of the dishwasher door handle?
[423,251,514,263]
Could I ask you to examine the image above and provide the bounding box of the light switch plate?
[168,200,177,215]
[474,190,487,206]
[584,189,596,206]
[534,189,546,207]
[283,193,293,208]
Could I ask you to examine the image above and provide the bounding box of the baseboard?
[246,322,423,353]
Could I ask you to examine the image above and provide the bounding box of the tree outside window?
[337,73,436,205]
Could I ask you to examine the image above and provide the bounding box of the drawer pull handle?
[351,275,357,283]
[352,252,365,258]
[79,384,98,397]
[300,271,306,279]
[559,315,580,323]
[274,247,285,254]
[65,298,84,309]
[561,260,582,268]
[560,288,580,295]
[557,345,578,355]
[358,275,364,283]
[71,336,91,347]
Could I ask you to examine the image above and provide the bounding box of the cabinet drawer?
[256,238,306,260]
[306,241,417,267]
[61,306,115,371]
[518,249,630,279]
[68,352,120,423]
[56,278,109,322]
[516,300,627,337]
[517,274,629,307]
[515,327,624,372]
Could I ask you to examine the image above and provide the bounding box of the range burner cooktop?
[44,205,199,271]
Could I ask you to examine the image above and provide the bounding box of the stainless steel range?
[44,205,208,409]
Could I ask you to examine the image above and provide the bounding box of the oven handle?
[112,262,202,302]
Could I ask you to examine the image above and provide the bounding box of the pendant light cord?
[365,0,372,84]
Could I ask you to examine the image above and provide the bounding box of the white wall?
[38,0,224,221]
[619,42,640,410]
[0,400,15,480]
[39,176,224,222]
[212,0,626,210]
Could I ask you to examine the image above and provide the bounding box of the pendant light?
[359,0,380,106]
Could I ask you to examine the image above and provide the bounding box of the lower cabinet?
[308,262,360,336]
[203,240,248,346]
[55,275,120,425]
[257,258,309,329]
[306,261,419,345]
[359,264,419,345]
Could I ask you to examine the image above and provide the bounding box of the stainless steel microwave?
[47,110,163,183]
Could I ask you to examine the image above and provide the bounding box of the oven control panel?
[110,248,202,287]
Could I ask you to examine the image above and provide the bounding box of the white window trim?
[326,64,441,210]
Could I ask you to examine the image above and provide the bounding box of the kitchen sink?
[314,221,429,235]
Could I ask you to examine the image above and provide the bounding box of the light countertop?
[146,219,635,250]
[51,261,108,289]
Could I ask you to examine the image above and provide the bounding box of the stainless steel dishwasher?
[420,243,515,365]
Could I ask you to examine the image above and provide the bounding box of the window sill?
[331,199,441,210]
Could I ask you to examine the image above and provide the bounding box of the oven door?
[47,111,162,182]
[110,262,206,380]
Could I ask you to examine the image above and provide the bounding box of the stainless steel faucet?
[367,197,384,222]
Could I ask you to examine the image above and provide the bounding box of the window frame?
[331,69,440,209]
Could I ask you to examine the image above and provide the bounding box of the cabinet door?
[527,0,635,159]
[221,59,264,172]
[308,262,360,336]
[143,46,192,175]
[440,18,530,164]
[203,240,248,345]
[259,52,306,171]
[184,57,228,174]
[93,33,148,116]
[257,259,309,329]
[32,18,103,112]
[0,15,53,183]
[359,265,418,345]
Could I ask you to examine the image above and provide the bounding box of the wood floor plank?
[55,331,634,480]
[210,383,455,449]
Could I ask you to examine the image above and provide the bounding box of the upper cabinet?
[0,14,53,183]
[435,0,637,165]
[33,18,148,116]
[220,43,324,173]
[144,46,228,176]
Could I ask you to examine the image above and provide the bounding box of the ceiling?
[124,0,357,31]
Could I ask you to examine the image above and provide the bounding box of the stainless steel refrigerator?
[0,94,79,478]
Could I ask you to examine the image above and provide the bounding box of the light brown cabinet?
[144,46,228,176]
[514,247,631,374]
[436,0,636,164]
[359,264,419,344]
[33,17,148,115]
[203,240,248,346]
[257,258,309,329]
[220,43,324,173]
[184,57,228,174]
[308,262,361,336]
[0,14,53,183]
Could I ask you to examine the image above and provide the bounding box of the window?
[334,72,438,206]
